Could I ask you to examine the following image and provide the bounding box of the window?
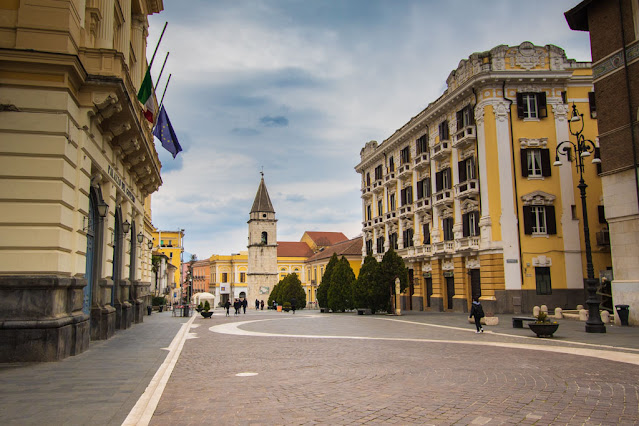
[400,146,410,165]
[374,165,383,181]
[366,239,373,255]
[516,92,547,119]
[438,120,449,141]
[422,223,431,245]
[598,205,606,224]
[366,173,370,186]
[389,232,398,250]
[261,232,268,244]
[521,148,551,178]
[377,200,383,216]
[388,156,395,172]
[456,105,474,130]
[416,134,428,155]
[400,186,413,206]
[416,177,431,199]
[376,236,385,253]
[535,267,552,295]
[403,228,414,248]
[389,193,396,211]
[435,168,452,191]
[523,205,556,235]
[240,272,246,283]
[458,157,475,183]
[442,218,454,241]
[462,211,480,237]
[222,273,228,283]
[366,205,372,221]
[588,92,597,119]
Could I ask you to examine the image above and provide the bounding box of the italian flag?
[137,69,155,123]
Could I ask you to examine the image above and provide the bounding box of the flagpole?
[159,73,172,111]
[154,52,170,91]
[148,21,168,70]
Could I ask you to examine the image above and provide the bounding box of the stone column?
[116,0,131,64]
[475,103,492,245]
[95,0,114,50]
[451,146,462,239]
[130,14,147,89]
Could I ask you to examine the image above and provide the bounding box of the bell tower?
[247,173,278,303]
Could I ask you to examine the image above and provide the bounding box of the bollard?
[600,310,610,324]
[554,307,563,319]
[579,309,588,321]
[540,304,548,314]
[533,306,540,317]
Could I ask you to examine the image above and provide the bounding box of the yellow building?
[355,42,611,315]
[0,0,164,361]
[151,229,184,293]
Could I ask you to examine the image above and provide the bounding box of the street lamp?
[554,103,605,333]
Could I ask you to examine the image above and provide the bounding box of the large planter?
[200,311,213,318]
[528,322,559,337]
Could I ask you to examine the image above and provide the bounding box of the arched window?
[261,232,268,244]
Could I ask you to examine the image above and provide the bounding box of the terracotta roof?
[306,237,362,262]
[304,231,348,247]
[251,176,275,213]
[277,241,314,258]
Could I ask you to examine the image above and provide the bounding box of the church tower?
[247,174,278,303]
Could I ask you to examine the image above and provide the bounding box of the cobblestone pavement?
[150,310,639,426]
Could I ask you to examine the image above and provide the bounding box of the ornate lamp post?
[554,104,605,333]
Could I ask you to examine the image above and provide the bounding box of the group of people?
[224,298,266,316]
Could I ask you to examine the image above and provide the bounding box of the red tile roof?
[304,231,348,247]
[277,241,314,258]
[306,237,362,262]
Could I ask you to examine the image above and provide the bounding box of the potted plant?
[528,311,559,337]
[200,301,213,318]
[282,302,291,312]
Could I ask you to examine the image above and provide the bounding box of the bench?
[357,308,372,315]
[512,316,537,328]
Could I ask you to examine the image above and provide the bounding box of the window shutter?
[436,171,443,191]
[456,110,463,131]
[407,186,413,204]
[417,180,423,199]
[541,149,551,177]
[458,160,467,182]
[462,213,470,237]
[423,224,430,244]
[546,206,557,235]
[468,105,475,125]
[538,92,547,118]
[516,93,524,118]
[473,211,480,235]
[520,149,529,177]
[523,206,533,234]
[445,168,452,189]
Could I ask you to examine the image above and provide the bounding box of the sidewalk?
[0,311,188,425]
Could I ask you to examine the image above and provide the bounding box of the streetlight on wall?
[554,103,605,333]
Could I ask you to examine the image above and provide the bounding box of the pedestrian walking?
[242,298,248,314]
[224,299,231,317]
[290,297,296,314]
[233,298,240,316]
[469,297,484,333]
[260,300,264,310]
[255,299,260,310]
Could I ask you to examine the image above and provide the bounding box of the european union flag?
[153,105,182,158]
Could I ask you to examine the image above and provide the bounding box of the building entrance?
[446,276,455,310]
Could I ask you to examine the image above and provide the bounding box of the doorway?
[470,269,481,301]
[445,276,455,310]
[425,277,432,308]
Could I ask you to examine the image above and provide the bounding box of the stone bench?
[512,316,537,328]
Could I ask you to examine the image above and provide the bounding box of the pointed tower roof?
[250,175,275,213]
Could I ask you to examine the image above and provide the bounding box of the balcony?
[452,126,476,149]
[414,197,431,212]
[397,163,412,180]
[432,241,455,254]
[454,179,479,199]
[373,215,384,226]
[411,244,432,258]
[384,210,398,221]
[431,141,451,161]
[433,189,453,207]
[361,185,372,198]
[399,204,413,219]
[383,172,397,187]
[372,179,384,194]
[414,152,430,171]
[362,219,373,230]
[456,236,480,252]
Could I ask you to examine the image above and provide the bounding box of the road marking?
[236,372,258,377]
[209,319,639,366]
[122,314,197,426]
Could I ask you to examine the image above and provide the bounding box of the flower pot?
[200,311,213,318]
[528,322,559,337]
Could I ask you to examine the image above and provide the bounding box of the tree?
[151,255,161,296]
[316,253,339,309]
[352,254,382,313]
[268,274,307,309]
[268,280,283,306]
[328,256,356,312]
[379,248,409,313]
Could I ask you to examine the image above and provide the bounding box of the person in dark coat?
[260,300,264,310]
[242,298,248,314]
[290,297,297,314]
[224,299,231,317]
[233,298,240,316]
[469,297,484,333]
[255,299,260,310]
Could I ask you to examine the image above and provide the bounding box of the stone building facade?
[0,0,164,361]
[566,0,639,324]
[355,42,612,315]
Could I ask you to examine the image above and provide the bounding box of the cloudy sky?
[146,0,591,259]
